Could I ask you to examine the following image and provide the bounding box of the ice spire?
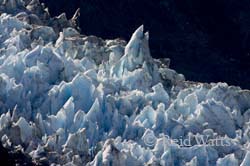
[110,25,155,78]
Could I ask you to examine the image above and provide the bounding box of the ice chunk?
[217,154,238,166]
[63,128,88,155]
[241,151,250,166]
[135,106,156,128]
[102,139,142,166]
[47,74,95,114]
[72,110,86,131]
[196,99,236,138]
[185,157,198,166]
[0,112,11,130]
[146,83,170,108]
[15,117,32,143]
[48,97,75,131]
[85,98,101,124]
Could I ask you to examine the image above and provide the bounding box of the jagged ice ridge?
[1,0,250,165]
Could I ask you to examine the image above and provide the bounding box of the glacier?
[0,0,250,165]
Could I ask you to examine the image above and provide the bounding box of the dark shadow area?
[0,144,35,166]
[40,0,250,89]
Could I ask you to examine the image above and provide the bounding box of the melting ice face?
[1,0,250,166]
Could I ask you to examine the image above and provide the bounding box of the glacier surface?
[0,0,250,166]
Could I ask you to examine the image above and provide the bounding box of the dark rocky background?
[40,0,250,89]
